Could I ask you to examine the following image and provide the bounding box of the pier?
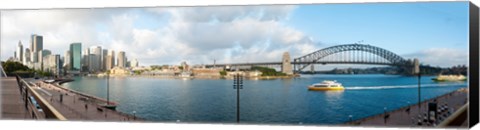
[1,76,142,121]
[345,88,468,128]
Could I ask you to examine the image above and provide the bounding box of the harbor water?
[61,74,467,125]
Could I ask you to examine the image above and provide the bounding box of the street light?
[107,72,110,105]
[414,58,421,111]
[133,111,136,120]
[233,73,243,123]
[349,115,353,122]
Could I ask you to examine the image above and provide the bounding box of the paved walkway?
[1,77,29,119]
[346,88,468,128]
[32,81,141,121]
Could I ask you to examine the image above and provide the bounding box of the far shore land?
[90,74,299,80]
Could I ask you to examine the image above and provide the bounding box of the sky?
[0,1,470,68]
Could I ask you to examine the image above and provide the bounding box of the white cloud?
[1,5,321,66]
[403,48,468,67]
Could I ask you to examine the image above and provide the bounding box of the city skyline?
[1,2,469,67]
[8,33,136,75]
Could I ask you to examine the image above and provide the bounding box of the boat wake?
[345,83,466,90]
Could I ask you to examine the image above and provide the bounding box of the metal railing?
[16,75,67,120]
[437,103,468,127]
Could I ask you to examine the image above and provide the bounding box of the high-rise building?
[82,48,90,71]
[89,46,102,72]
[43,54,61,76]
[69,43,82,71]
[30,34,43,63]
[16,41,23,62]
[117,51,126,68]
[131,59,139,67]
[64,50,71,70]
[102,49,108,71]
[23,48,30,65]
[106,50,115,70]
[39,49,51,69]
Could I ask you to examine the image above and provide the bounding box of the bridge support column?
[282,52,293,75]
[408,58,420,75]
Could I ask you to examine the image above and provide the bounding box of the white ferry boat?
[308,80,345,91]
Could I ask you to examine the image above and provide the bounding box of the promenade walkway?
[33,81,140,121]
[346,88,468,128]
[1,77,29,119]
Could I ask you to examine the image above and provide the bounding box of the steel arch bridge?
[293,43,411,72]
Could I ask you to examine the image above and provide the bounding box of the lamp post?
[414,58,421,111]
[233,73,243,123]
[107,72,110,105]
[133,111,136,120]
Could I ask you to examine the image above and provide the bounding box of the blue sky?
[1,1,470,68]
[287,2,469,54]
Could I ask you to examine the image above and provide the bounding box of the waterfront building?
[131,59,139,67]
[23,48,30,65]
[30,34,43,63]
[109,66,130,75]
[181,61,189,71]
[82,48,90,71]
[106,50,115,70]
[31,52,37,64]
[102,49,108,71]
[117,51,126,68]
[192,68,222,77]
[39,49,51,70]
[89,46,102,72]
[43,54,61,76]
[16,41,23,62]
[69,43,82,71]
[63,50,71,70]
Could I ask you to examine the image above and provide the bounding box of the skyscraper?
[82,48,90,71]
[102,49,108,71]
[106,50,115,70]
[64,50,71,70]
[131,59,139,67]
[23,48,30,65]
[30,34,43,63]
[117,51,126,68]
[39,49,51,70]
[69,43,82,71]
[89,46,102,72]
[16,41,23,62]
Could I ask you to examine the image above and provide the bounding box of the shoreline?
[40,81,146,121]
[89,74,297,80]
[345,87,468,127]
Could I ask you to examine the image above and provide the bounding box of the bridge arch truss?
[293,44,410,71]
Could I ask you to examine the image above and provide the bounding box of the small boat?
[308,80,345,91]
[179,71,192,79]
[432,75,466,82]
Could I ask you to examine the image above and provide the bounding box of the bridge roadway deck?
[346,88,468,128]
[32,80,141,121]
[1,77,29,119]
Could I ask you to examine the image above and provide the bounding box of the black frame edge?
[469,1,479,128]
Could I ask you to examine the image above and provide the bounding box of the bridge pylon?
[282,52,293,75]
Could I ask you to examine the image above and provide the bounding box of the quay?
[1,76,143,121]
[345,88,469,128]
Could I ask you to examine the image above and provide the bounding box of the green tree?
[1,61,34,77]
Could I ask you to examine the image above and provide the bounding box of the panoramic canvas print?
[0,1,472,128]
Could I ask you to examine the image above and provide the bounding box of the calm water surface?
[61,74,467,125]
